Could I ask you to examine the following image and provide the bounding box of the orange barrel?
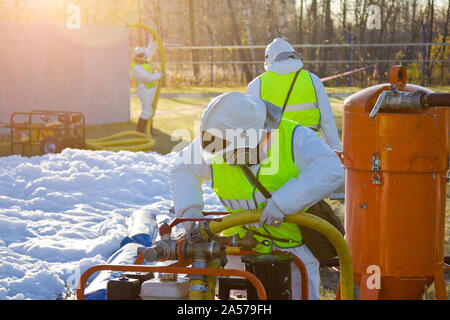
[343,66,448,300]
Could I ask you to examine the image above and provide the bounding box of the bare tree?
[441,0,450,82]
[226,0,253,83]
[243,1,261,76]
[266,0,276,42]
[296,0,305,44]
[188,0,200,82]
[280,0,288,38]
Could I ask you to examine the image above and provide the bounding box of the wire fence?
[146,42,450,87]
[164,42,450,50]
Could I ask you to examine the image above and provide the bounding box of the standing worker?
[132,41,162,133]
[247,38,343,199]
[170,92,345,300]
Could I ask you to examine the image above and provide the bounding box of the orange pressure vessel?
[343,66,448,300]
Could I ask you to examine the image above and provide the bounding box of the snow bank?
[0,149,223,300]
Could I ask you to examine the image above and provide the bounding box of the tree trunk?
[226,0,253,83]
[426,0,434,83]
[266,0,276,42]
[297,0,304,44]
[243,2,260,77]
[308,0,318,71]
[406,0,418,60]
[280,0,288,38]
[441,0,449,83]
[188,0,200,83]
[341,0,347,30]
[319,0,333,76]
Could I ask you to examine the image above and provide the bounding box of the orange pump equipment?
[343,65,449,300]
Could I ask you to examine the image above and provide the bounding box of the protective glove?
[181,207,204,238]
[153,72,162,81]
[244,221,260,229]
[259,198,286,228]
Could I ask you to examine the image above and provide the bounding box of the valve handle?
[159,214,226,237]
[369,86,393,119]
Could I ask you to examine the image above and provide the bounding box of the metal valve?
[370,85,450,119]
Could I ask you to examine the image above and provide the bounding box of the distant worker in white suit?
[132,40,162,133]
[246,38,344,199]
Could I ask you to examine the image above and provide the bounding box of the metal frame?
[77,264,268,301]
[77,247,310,301]
[9,109,85,156]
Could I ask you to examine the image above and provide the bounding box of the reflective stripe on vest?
[260,69,320,128]
[131,62,157,89]
[211,119,303,253]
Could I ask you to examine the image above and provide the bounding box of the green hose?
[208,209,354,300]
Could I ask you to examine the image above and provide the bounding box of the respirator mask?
[201,128,270,166]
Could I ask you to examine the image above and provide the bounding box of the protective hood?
[267,58,304,75]
[201,92,267,151]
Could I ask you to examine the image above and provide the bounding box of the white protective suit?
[246,58,344,199]
[132,43,162,120]
[170,103,345,300]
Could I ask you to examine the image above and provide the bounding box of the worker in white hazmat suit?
[246,38,344,199]
[170,92,345,300]
[132,41,162,133]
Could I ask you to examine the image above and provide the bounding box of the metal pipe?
[370,87,450,118]
[424,93,450,107]
[77,264,267,300]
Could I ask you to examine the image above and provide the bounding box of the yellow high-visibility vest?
[211,119,304,253]
[131,62,157,89]
[260,69,320,130]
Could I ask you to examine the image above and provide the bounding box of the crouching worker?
[170,92,345,300]
[132,41,162,133]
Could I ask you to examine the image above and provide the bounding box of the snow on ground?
[0,149,223,300]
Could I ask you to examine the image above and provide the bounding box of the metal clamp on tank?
[371,153,382,185]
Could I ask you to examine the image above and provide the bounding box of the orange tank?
[343,66,448,300]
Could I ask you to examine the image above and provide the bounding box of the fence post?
[348,25,352,87]
[210,31,214,88]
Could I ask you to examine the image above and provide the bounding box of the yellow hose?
[208,209,354,300]
[189,279,207,300]
[85,23,165,153]
[205,260,221,300]
[86,131,148,142]
[86,140,155,152]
